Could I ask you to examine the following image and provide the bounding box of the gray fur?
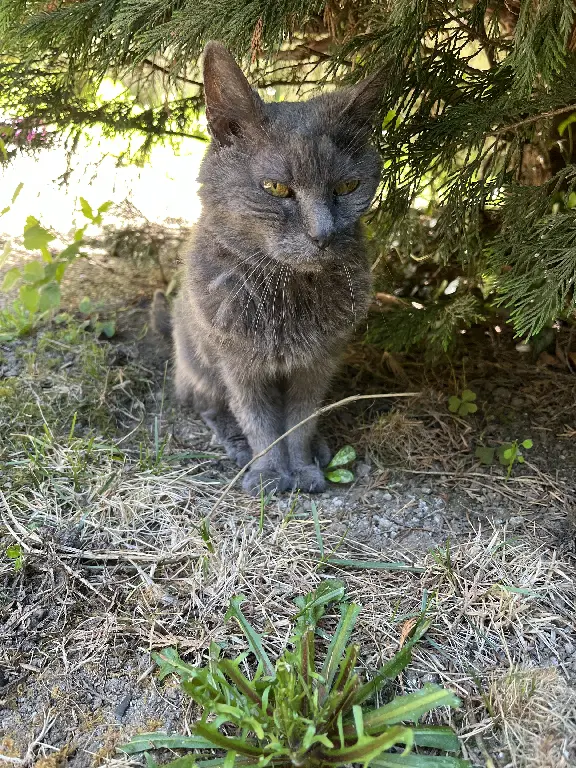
[165,41,381,495]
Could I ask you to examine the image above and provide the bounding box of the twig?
[490,103,576,136]
[209,392,418,515]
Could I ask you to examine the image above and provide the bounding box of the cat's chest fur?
[192,256,371,367]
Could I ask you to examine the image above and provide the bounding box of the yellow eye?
[334,180,360,196]
[262,180,292,198]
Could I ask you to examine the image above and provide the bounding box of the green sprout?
[448,390,478,417]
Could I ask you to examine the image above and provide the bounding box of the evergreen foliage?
[2,0,576,351]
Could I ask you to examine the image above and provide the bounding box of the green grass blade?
[320,602,362,700]
[310,501,324,557]
[333,644,359,692]
[354,618,433,705]
[358,686,461,732]
[327,558,425,573]
[353,646,413,706]
[120,733,216,754]
[225,596,274,677]
[294,579,346,624]
[371,755,470,767]
[412,726,461,752]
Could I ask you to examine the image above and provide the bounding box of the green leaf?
[218,658,262,706]
[320,602,362,698]
[23,217,54,251]
[294,579,346,623]
[517,455,525,463]
[193,722,264,757]
[521,439,533,449]
[0,137,7,162]
[19,284,40,313]
[152,647,199,681]
[98,320,116,338]
[0,241,10,268]
[22,261,45,283]
[371,755,470,767]
[120,733,216,754]
[55,263,67,282]
[503,448,513,460]
[460,402,477,415]
[59,242,83,262]
[317,725,413,765]
[558,112,576,136]
[354,618,432,706]
[447,396,461,413]
[225,595,274,677]
[326,469,355,484]
[2,267,21,291]
[11,182,23,204]
[144,754,158,768]
[79,197,94,221]
[38,283,61,312]
[411,726,461,751]
[460,390,476,402]
[98,200,113,214]
[355,685,461,733]
[79,296,93,314]
[327,445,357,469]
[6,544,23,570]
[326,559,425,573]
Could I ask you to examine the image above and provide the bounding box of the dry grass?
[489,667,576,768]
[1,322,576,768]
[358,389,474,472]
[2,448,575,767]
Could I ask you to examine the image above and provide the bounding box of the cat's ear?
[203,41,266,147]
[329,69,384,141]
[342,70,383,124]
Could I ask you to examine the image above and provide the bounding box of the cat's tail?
[151,289,172,339]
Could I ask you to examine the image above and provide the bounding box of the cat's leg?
[285,363,335,493]
[220,366,291,496]
[173,303,251,466]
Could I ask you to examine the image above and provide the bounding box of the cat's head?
[198,42,382,271]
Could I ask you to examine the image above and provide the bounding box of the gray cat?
[154,41,381,496]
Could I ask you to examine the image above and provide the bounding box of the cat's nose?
[309,233,332,250]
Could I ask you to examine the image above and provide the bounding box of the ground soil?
[1,248,575,768]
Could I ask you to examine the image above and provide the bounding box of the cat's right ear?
[203,41,266,147]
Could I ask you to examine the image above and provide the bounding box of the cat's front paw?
[291,464,327,494]
[311,435,332,468]
[242,467,292,497]
[224,437,252,467]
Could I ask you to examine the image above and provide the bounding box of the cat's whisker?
[342,263,356,321]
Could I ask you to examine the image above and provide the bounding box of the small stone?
[381,492,393,501]
[418,500,429,513]
[421,487,432,495]
[355,462,371,478]
[509,516,524,528]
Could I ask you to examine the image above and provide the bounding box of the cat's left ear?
[340,69,384,129]
[203,41,266,147]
